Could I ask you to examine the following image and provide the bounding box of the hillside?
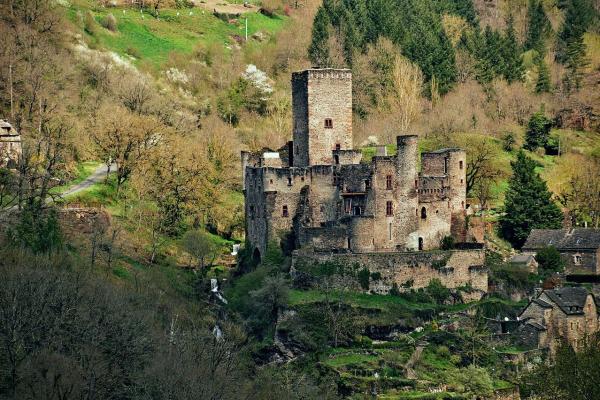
[1,0,600,399]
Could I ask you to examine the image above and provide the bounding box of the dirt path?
[192,0,257,14]
[59,163,115,199]
[404,342,427,380]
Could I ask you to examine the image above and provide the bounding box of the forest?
[1,0,600,398]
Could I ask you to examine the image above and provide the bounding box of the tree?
[182,229,218,270]
[91,104,166,193]
[308,7,331,67]
[535,58,551,93]
[389,55,424,132]
[521,335,600,399]
[501,15,524,83]
[524,0,550,54]
[247,275,289,337]
[524,110,553,150]
[500,151,564,248]
[535,246,565,275]
[559,156,600,228]
[555,0,594,63]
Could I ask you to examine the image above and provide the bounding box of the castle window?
[344,198,352,214]
[415,180,418,188]
[270,179,273,184]
[389,223,392,240]
[301,176,305,182]
[574,255,582,265]
[287,177,293,186]
[282,205,289,217]
[365,179,371,190]
[459,160,464,170]
[250,205,255,220]
[334,155,340,165]
[324,118,333,129]
[386,201,393,216]
[444,158,448,174]
[335,143,341,151]
[386,175,393,190]
[461,201,465,209]
[460,179,464,184]
[421,207,427,219]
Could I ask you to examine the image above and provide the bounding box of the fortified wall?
[292,249,487,301]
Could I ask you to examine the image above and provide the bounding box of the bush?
[536,246,565,275]
[102,13,118,32]
[9,206,63,254]
[84,11,98,35]
[426,279,451,304]
[126,46,142,59]
[440,235,455,250]
[358,268,370,290]
[524,110,553,151]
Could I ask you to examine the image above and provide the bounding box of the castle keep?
[242,69,472,260]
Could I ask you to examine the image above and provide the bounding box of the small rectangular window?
[335,143,341,150]
[324,118,333,129]
[282,205,289,217]
[386,175,393,190]
[365,179,371,190]
[386,201,393,216]
[344,198,352,214]
[459,160,464,170]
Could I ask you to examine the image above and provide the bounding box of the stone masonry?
[242,69,475,260]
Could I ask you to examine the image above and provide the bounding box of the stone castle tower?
[242,69,472,261]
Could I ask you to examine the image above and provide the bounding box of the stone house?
[242,69,477,261]
[509,254,538,274]
[0,119,21,168]
[522,229,600,274]
[518,286,599,355]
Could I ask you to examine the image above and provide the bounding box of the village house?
[0,119,21,168]
[518,286,599,355]
[509,254,538,274]
[522,229,600,275]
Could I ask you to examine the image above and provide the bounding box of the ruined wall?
[293,249,487,297]
[0,136,22,168]
[292,69,353,167]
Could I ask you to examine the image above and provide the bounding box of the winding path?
[59,163,115,199]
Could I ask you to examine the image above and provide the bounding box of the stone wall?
[560,250,599,274]
[293,249,487,298]
[292,69,353,167]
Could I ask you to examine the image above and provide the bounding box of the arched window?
[421,207,427,219]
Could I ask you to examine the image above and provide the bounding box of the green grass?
[67,0,288,67]
[51,161,103,194]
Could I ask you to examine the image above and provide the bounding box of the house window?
[282,205,289,217]
[386,201,393,216]
[324,118,333,129]
[459,160,464,170]
[574,255,582,265]
[386,175,393,190]
[421,207,427,219]
[344,198,352,214]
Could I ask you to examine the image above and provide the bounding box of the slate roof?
[532,298,552,309]
[525,321,546,331]
[543,287,590,315]
[523,229,600,251]
[510,254,536,264]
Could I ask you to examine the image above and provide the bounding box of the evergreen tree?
[525,109,553,150]
[308,6,332,67]
[502,15,524,83]
[524,0,550,54]
[556,0,594,63]
[500,151,563,248]
[535,58,551,93]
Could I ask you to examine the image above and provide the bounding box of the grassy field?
[66,0,287,67]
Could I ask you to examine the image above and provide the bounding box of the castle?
[242,69,473,261]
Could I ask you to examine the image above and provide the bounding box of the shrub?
[536,246,565,275]
[84,11,98,35]
[440,235,455,250]
[426,279,451,304]
[102,13,118,32]
[358,268,370,290]
[126,46,142,59]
